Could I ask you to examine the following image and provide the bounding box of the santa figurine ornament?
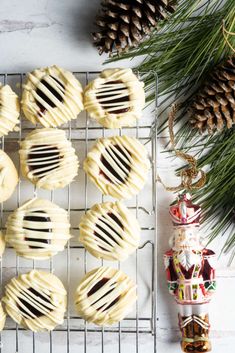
[164,193,216,352]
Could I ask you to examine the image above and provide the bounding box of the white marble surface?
[0,1,235,353]
[0,0,139,73]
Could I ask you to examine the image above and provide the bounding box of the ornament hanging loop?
[157,104,206,192]
[179,166,206,191]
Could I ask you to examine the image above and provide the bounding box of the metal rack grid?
[0,70,158,353]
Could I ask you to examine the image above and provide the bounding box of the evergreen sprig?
[106,0,235,262]
[107,0,235,103]
[192,127,235,263]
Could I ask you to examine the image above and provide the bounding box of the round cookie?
[0,150,18,202]
[84,68,145,128]
[79,201,140,261]
[22,65,84,128]
[83,135,150,199]
[0,84,20,137]
[6,198,71,260]
[0,231,6,258]
[3,270,67,332]
[75,267,136,326]
[0,301,6,331]
[19,128,79,190]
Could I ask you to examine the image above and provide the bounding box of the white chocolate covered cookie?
[0,150,18,202]
[0,84,20,137]
[22,65,84,127]
[19,128,79,190]
[83,135,150,199]
[79,201,140,261]
[0,301,6,331]
[3,270,67,332]
[0,231,5,258]
[84,68,145,128]
[6,198,71,260]
[75,267,136,326]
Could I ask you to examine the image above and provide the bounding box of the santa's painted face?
[173,226,201,250]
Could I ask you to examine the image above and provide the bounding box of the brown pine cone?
[189,56,235,134]
[93,0,177,55]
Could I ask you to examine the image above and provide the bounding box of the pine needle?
[106,0,235,263]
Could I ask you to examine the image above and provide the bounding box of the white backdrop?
[0,1,234,352]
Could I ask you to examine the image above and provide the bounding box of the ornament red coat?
[164,248,216,304]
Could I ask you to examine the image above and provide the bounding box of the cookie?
[22,65,84,127]
[83,135,150,199]
[0,231,5,258]
[6,198,71,260]
[0,150,18,202]
[84,68,145,128]
[19,128,79,190]
[3,270,67,332]
[79,201,140,261]
[75,266,136,326]
[0,302,6,331]
[0,84,20,137]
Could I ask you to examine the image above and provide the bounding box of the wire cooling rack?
[0,71,158,353]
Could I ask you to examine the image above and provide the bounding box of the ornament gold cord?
[156,104,206,191]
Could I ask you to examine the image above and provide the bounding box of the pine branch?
[106,0,235,262]
[192,128,235,261]
[107,0,235,105]
[175,127,235,263]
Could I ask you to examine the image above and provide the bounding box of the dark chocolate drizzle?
[18,287,52,318]
[94,212,123,251]
[24,210,51,249]
[87,277,120,311]
[28,144,61,177]
[36,75,65,113]
[100,144,131,183]
[99,80,130,114]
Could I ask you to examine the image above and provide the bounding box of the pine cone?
[93,0,177,55]
[189,56,235,134]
